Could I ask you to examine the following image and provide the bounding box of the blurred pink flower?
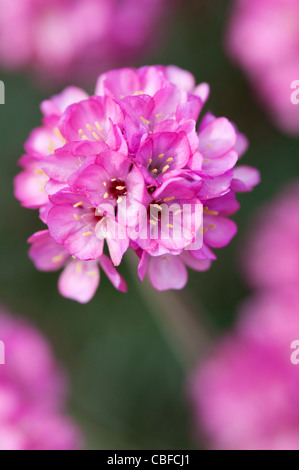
[242,182,299,290]
[0,307,82,450]
[226,0,299,134]
[0,0,169,85]
[189,287,299,450]
[14,66,259,301]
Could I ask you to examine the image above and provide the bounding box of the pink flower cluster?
[189,183,299,450]
[0,307,81,450]
[242,182,299,290]
[14,66,259,303]
[189,288,299,450]
[226,0,299,134]
[0,0,168,85]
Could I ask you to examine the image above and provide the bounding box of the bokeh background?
[1,0,298,449]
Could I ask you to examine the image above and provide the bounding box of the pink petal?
[41,87,89,117]
[165,66,196,92]
[60,96,123,143]
[138,251,150,281]
[231,165,261,192]
[14,166,49,209]
[28,230,69,271]
[148,255,188,291]
[58,260,100,303]
[99,254,127,292]
[198,117,237,158]
[203,215,238,248]
[95,68,140,99]
[202,150,238,177]
[180,251,213,272]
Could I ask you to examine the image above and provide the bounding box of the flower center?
[108,178,127,201]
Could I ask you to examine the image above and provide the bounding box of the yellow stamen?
[86,271,98,277]
[162,165,170,173]
[152,169,158,173]
[54,127,66,143]
[52,254,64,263]
[104,192,109,199]
[204,209,219,216]
[149,220,157,226]
[116,186,125,190]
[92,132,101,141]
[86,124,93,131]
[73,201,83,208]
[148,159,152,164]
[174,209,183,216]
[82,135,89,141]
[95,121,102,132]
[166,157,173,163]
[78,129,84,136]
[167,224,174,229]
[83,231,93,237]
[76,262,83,274]
[163,196,175,202]
[74,214,80,221]
[156,114,163,118]
[208,224,216,229]
[34,169,46,176]
[48,142,55,153]
[140,116,150,125]
[158,153,164,159]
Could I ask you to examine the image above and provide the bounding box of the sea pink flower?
[226,0,299,134]
[15,66,259,301]
[242,182,299,290]
[0,307,81,450]
[0,0,170,85]
[189,287,299,450]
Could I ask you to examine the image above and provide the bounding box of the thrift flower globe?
[0,307,81,450]
[242,182,299,290]
[189,287,299,450]
[14,65,259,303]
[226,0,299,134]
[0,0,169,85]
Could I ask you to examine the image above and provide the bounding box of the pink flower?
[0,307,81,450]
[226,0,299,134]
[189,287,299,450]
[15,66,259,301]
[242,182,299,290]
[0,0,170,85]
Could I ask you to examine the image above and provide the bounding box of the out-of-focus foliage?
[0,0,299,449]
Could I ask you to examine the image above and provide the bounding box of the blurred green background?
[1,0,299,449]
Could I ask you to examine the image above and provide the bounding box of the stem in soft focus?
[126,252,213,369]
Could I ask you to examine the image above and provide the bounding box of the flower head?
[0,0,169,85]
[242,182,299,290]
[189,287,299,450]
[0,307,81,450]
[15,66,259,302]
[226,0,299,134]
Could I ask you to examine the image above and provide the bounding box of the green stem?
[126,252,213,370]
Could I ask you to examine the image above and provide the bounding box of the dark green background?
[0,0,298,449]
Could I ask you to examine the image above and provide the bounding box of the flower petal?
[58,260,100,303]
[148,255,188,291]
